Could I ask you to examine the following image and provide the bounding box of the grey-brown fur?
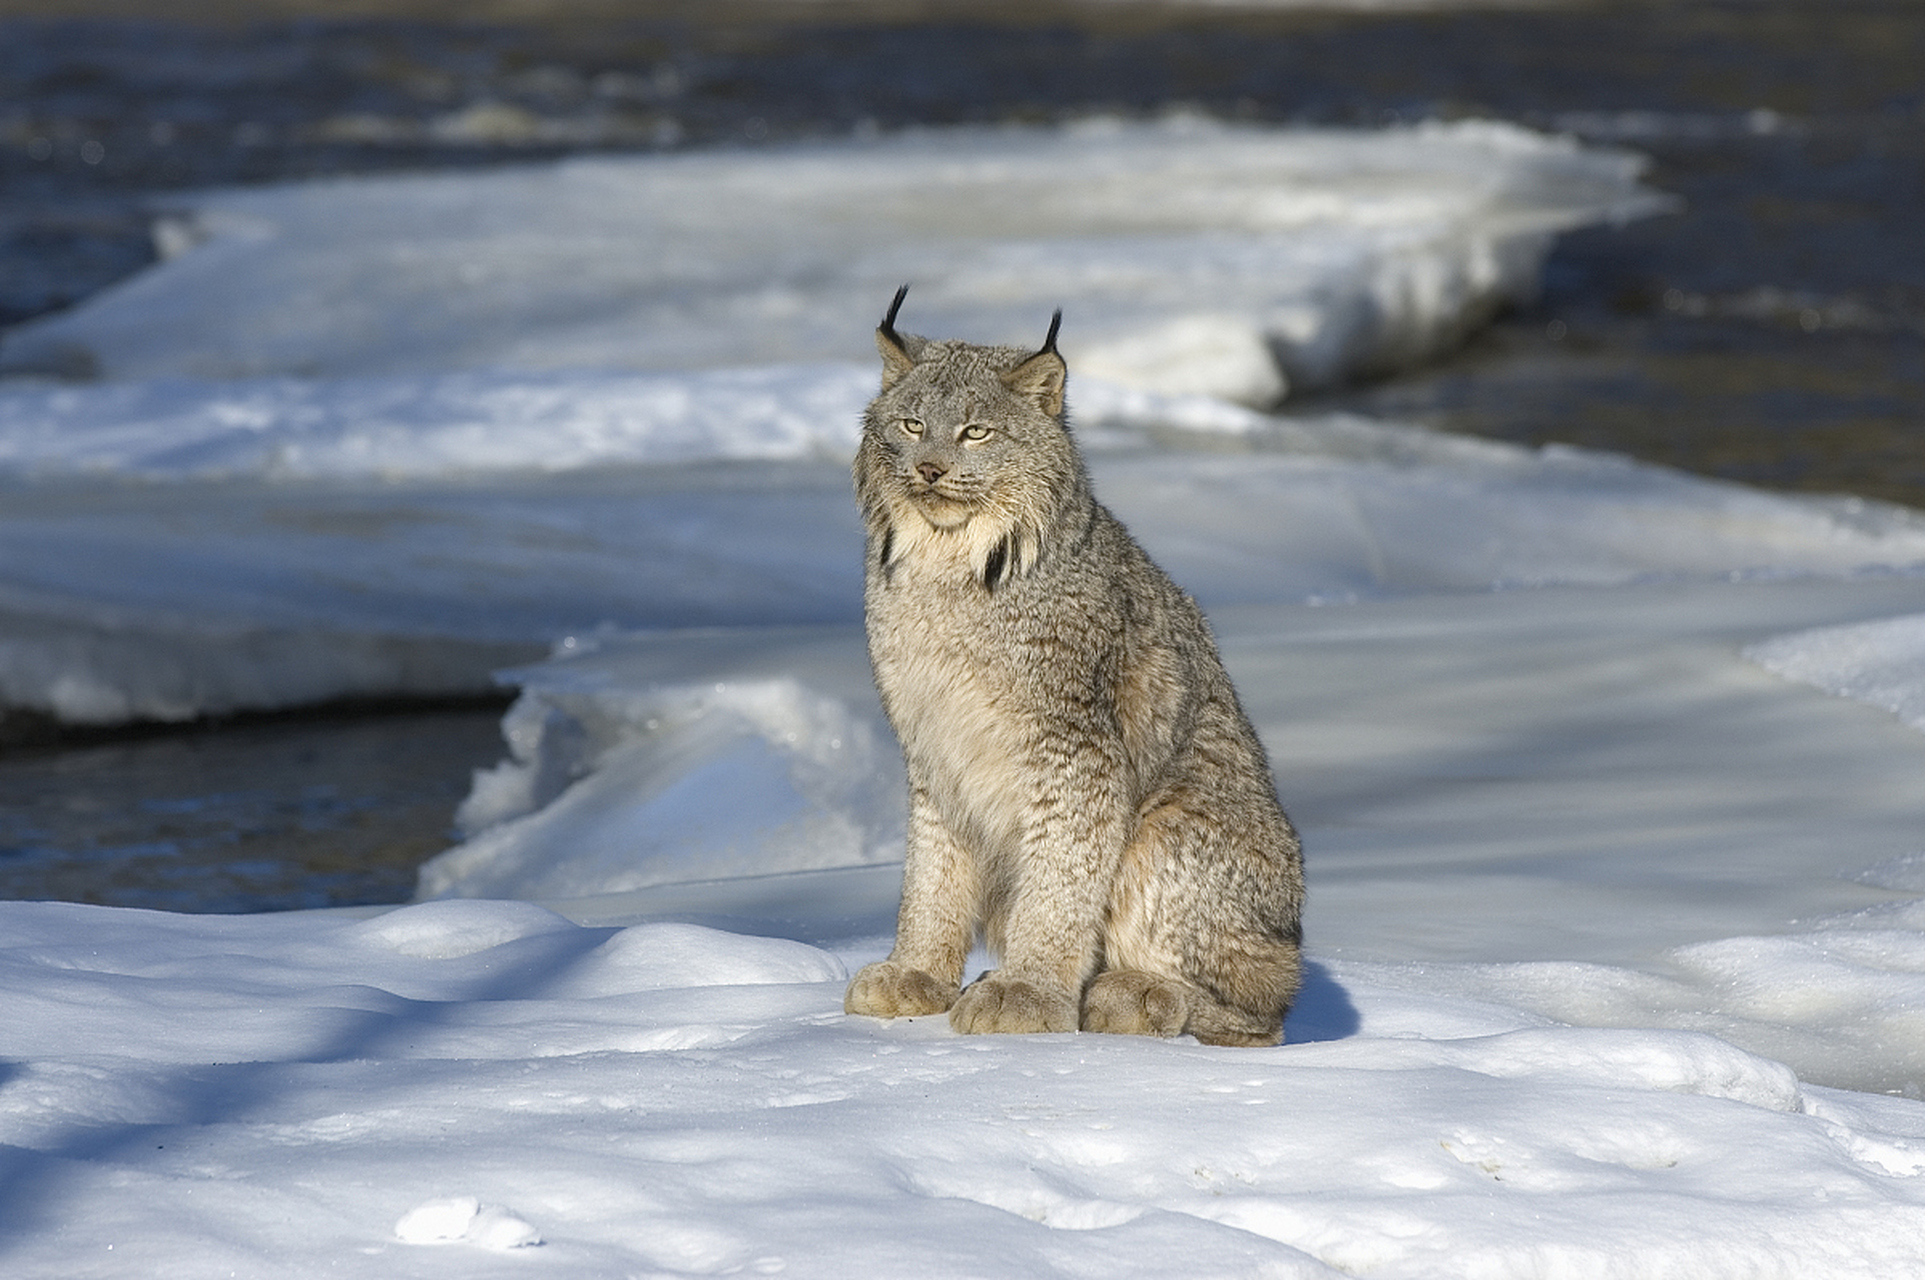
[843,288,1306,1047]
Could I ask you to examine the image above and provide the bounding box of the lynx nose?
[916,461,947,485]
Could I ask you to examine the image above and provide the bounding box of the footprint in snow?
[394,1195,541,1249]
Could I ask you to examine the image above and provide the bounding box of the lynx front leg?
[846,789,977,1020]
[948,971,1078,1034]
[949,767,1127,1036]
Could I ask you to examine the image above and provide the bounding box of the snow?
[3,119,1925,1275]
[412,574,1925,1100]
[5,899,1925,1277]
[0,364,878,482]
[393,1196,541,1250]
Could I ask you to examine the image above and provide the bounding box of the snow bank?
[1747,611,1925,732]
[419,577,1925,1095]
[426,667,905,901]
[0,118,1665,402]
[1344,919,1925,1100]
[4,897,1924,1279]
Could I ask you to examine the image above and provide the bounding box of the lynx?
[843,288,1305,1047]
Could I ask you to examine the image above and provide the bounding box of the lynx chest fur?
[845,289,1306,1047]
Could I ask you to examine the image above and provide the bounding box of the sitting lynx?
[843,288,1305,1047]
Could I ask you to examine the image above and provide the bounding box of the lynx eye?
[899,418,925,438]
[958,424,992,443]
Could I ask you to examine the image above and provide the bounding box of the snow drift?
[1747,611,1925,733]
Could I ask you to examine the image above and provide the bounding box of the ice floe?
[0,118,1665,402]
[4,392,1925,723]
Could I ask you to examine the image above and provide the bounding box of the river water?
[1,0,1920,910]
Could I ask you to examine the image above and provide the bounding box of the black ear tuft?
[997,308,1068,418]
[1040,309,1062,357]
[880,285,911,345]
[876,285,919,389]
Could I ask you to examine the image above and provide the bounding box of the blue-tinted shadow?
[1282,958,1360,1043]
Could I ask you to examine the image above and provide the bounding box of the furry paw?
[844,960,959,1019]
[948,972,1077,1035]
[1081,969,1193,1038]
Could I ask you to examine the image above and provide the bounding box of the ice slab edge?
[0,606,538,724]
[0,119,1670,401]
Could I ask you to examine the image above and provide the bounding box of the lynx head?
[855,287,1085,591]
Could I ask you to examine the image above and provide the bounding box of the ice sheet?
[0,364,876,482]
[0,119,1665,402]
[5,403,1925,723]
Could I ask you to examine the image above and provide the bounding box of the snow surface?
[417,575,1925,1100]
[5,898,1925,1277]
[3,120,1925,1276]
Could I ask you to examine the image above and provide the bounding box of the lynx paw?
[1081,970,1193,1038]
[844,961,959,1019]
[948,972,1077,1035]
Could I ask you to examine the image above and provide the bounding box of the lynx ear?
[1000,309,1066,417]
[876,284,923,390]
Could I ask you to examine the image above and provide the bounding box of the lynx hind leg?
[1184,959,1293,1047]
[1081,966,1290,1046]
[1097,794,1305,1048]
[1120,919,1300,1047]
[845,959,959,1019]
[1081,969,1191,1039]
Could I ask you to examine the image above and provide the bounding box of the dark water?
[0,0,1920,910]
[0,699,509,911]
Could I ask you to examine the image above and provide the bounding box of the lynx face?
[866,344,1070,532]
[856,300,1080,591]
